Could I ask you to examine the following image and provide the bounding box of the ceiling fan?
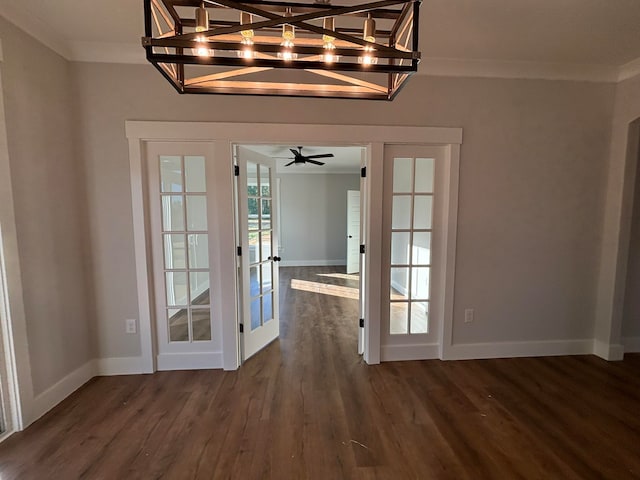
[277,146,334,167]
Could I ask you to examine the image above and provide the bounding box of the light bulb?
[193,35,213,57]
[359,14,377,65]
[278,39,297,61]
[323,41,337,63]
[237,37,255,59]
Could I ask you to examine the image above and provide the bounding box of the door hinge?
[361,166,366,178]
[234,165,240,176]
[360,244,365,254]
[359,318,365,328]
[237,246,242,256]
[239,323,244,333]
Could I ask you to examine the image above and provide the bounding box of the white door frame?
[127,121,462,370]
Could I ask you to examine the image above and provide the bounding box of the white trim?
[279,259,345,267]
[156,352,223,371]
[0,39,34,431]
[593,340,625,361]
[421,57,619,83]
[622,336,640,353]
[128,139,155,374]
[95,357,147,376]
[30,361,94,424]
[447,339,595,361]
[381,343,439,361]
[618,57,640,82]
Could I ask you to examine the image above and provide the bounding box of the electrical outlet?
[125,318,137,334]
[464,309,474,323]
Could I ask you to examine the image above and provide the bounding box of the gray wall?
[0,17,94,395]
[278,174,360,265]
[70,61,615,358]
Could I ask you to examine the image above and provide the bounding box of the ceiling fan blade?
[306,159,325,166]
[284,160,296,167]
[290,148,300,157]
[305,153,334,159]
[273,157,294,159]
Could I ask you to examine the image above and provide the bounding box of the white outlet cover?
[126,318,137,334]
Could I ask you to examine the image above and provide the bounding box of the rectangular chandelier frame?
[142,0,421,100]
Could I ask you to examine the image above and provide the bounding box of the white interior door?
[147,142,221,370]
[347,190,361,274]
[237,146,280,361]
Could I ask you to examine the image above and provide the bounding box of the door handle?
[348,235,353,238]
[273,256,281,262]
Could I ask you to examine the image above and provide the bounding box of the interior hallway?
[0,266,638,479]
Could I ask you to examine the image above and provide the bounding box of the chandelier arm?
[389,1,412,41]
[305,69,388,94]
[151,0,175,30]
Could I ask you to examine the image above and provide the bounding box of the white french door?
[346,190,361,275]
[236,146,280,361]
[146,142,221,370]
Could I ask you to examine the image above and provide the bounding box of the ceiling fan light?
[195,3,209,32]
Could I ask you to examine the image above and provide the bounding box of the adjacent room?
[0,1,640,477]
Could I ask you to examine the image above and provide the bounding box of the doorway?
[234,143,366,363]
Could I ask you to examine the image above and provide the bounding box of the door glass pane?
[250,298,261,330]
[393,158,412,192]
[392,196,412,229]
[391,232,410,265]
[260,231,272,262]
[162,196,184,231]
[249,266,260,296]
[168,308,189,342]
[188,234,209,269]
[249,233,259,264]
[164,234,186,269]
[166,272,188,306]
[390,303,408,334]
[261,262,272,293]
[411,302,429,334]
[248,196,259,230]
[185,156,206,192]
[190,272,210,305]
[412,232,431,265]
[192,308,212,341]
[260,165,271,197]
[415,158,434,193]
[263,293,273,323]
[413,196,433,230]
[261,199,272,230]
[247,162,258,194]
[160,156,182,193]
[390,267,410,300]
[411,267,430,299]
[186,196,207,231]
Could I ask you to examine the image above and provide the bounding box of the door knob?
[348,235,353,238]
[273,256,281,262]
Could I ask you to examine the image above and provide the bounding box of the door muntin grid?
[389,157,434,335]
[159,155,212,342]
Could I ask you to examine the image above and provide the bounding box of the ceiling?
[1,0,640,81]
[242,145,363,174]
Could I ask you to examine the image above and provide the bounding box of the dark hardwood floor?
[1,266,639,479]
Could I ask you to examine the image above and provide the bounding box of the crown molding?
[618,57,640,82]
[419,57,619,83]
[0,5,71,59]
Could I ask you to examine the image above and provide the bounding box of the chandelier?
[142,0,421,100]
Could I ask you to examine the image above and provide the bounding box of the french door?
[235,146,280,361]
[146,142,221,370]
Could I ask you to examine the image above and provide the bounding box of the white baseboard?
[29,360,95,426]
[593,340,625,361]
[622,336,640,353]
[279,260,345,267]
[95,356,148,376]
[443,338,594,361]
[381,343,440,362]
[157,352,223,371]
